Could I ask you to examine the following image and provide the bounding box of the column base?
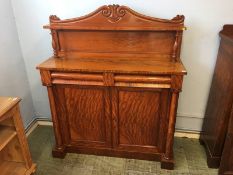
[199,136,220,168]
[161,154,174,170]
[52,146,66,158]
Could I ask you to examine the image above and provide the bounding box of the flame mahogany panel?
[115,88,170,153]
[37,5,187,170]
[58,31,176,59]
[65,86,110,145]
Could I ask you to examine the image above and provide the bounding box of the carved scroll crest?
[102,4,126,23]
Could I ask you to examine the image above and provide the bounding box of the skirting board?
[26,118,200,139]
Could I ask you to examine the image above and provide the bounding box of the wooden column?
[40,70,66,158]
[161,90,179,169]
[161,75,182,169]
[47,87,66,158]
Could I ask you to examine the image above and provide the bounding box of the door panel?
[54,85,111,148]
[112,87,170,153]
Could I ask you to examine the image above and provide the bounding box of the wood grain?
[0,161,27,175]
[1,137,25,163]
[37,58,187,75]
[0,118,14,127]
[0,126,17,151]
[12,105,33,169]
[219,108,233,175]
[0,97,20,118]
[63,86,111,147]
[116,88,166,152]
[59,31,176,56]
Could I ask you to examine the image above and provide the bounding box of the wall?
[11,0,233,131]
[0,0,35,127]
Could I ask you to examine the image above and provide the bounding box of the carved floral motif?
[102,5,126,23]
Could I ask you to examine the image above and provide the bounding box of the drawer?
[51,72,104,86]
[114,74,171,88]
[51,72,172,88]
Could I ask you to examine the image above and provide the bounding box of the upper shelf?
[41,4,186,65]
[0,126,17,151]
[37,57,187,75]
[44,4,186,31]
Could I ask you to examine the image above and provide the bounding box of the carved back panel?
[45,5,185,62]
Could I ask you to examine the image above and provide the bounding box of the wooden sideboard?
[200,25,233,175]
[0,97,36,175]
[37,5,187,169]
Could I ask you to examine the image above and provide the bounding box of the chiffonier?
[37,5,187,169]
[200,25,233,175]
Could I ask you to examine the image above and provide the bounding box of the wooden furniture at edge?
[0,97,36,175]
[219,101,233,175]
[200,25,233,175]
[37,5,187,170]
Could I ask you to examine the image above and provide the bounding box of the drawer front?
[51,72,104,86]
[114,74,171,88]
[51,72,172,89]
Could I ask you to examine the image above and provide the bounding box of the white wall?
[0,0,35,126]
[11,0,233,131]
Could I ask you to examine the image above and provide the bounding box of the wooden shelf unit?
[0,97,36,175]
[0,125,17,151]
[0,161,28,175]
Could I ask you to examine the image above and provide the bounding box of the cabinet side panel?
[202,39,233,156]
[219,108,233,174]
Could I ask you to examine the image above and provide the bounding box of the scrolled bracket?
[49,15,61,23]
[172,15,185,23]
[50,30,59,57]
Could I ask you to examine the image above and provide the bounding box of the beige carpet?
[28,126,218,175]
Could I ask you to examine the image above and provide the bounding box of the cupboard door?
[54,85,111,148]
[112,87,170,153]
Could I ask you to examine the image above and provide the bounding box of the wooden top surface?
[37,57,187,75]
[0,97,20,117]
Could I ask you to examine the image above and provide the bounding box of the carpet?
[28,126,218,175]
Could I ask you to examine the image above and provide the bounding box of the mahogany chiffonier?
[200,25,233,174]
[0,97,36,175]
[37,5,187,169]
